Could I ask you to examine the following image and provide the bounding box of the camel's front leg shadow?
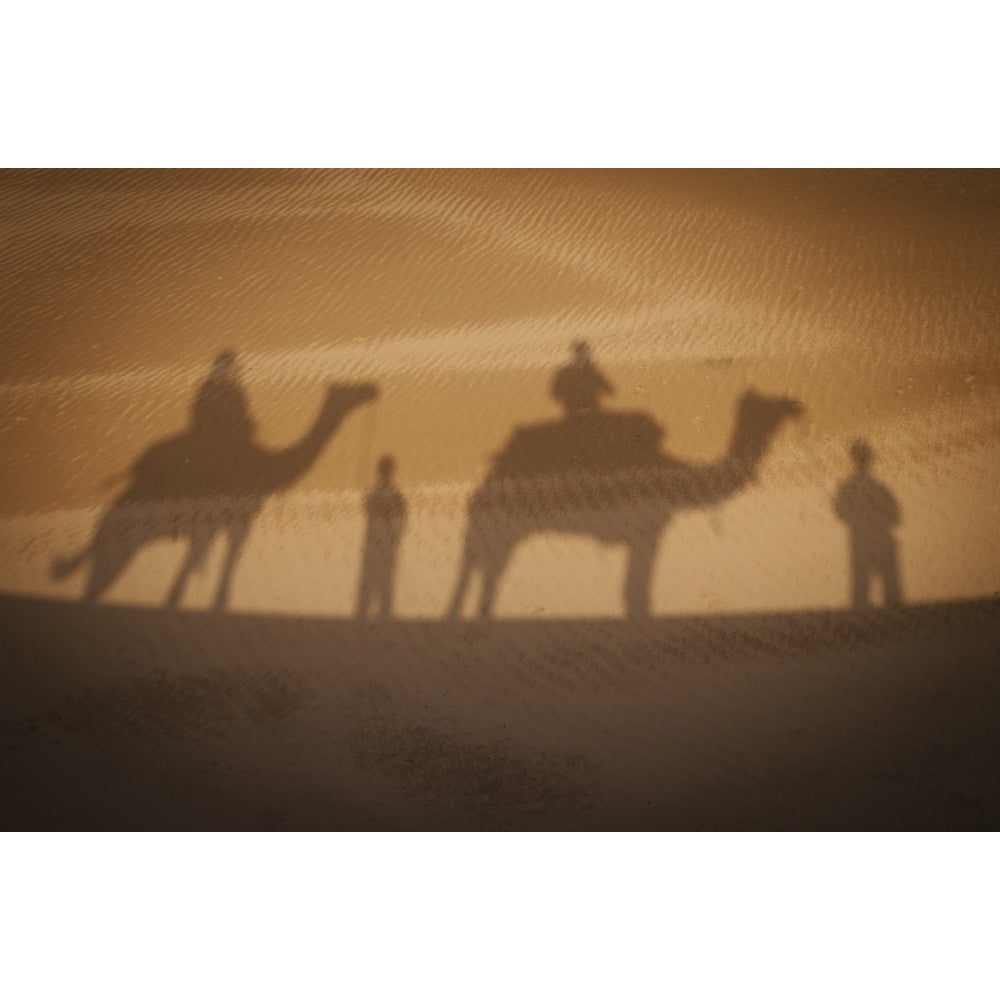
[623,522,663,618]
[166,524,215,609]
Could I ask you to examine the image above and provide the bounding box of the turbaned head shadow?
[447,341,803,619]
[52,351,377,609]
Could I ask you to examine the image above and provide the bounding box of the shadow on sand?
[51,352,377,610]
[3,591,999,831]
[835,440,904,609]
[448,342,802,618]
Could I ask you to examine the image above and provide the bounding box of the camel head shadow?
[446,388,803,619]
[52,376,377,610]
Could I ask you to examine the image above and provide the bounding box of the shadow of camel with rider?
[447,342,802,619]
[52,351,377,609]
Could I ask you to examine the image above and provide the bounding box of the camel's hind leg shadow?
[445,543,510,620]
[79,506,145,604]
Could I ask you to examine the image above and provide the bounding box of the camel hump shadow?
[493,410,666,478]
[53,374,377,610]
[446,389,802,620]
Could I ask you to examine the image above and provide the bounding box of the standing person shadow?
[834,440,903,609]
[356,455,407,620]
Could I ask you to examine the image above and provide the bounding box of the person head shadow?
[833,440,904,609]
[51,350,377,610]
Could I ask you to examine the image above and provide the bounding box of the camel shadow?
[447,344,802,619]
[52,351,377,609]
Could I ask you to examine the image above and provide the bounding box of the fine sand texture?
[3,594,1000,830]
[1,169,999,828]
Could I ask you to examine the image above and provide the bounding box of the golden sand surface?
[1,170,998,828]
[2,169,998,617]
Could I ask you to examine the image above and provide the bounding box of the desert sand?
[1,169,998,828]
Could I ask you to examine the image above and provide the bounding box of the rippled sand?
[2,169,999,615]
[2,170,998,828]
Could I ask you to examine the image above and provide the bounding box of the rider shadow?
[51,350,377,610]
[447,342,803,619]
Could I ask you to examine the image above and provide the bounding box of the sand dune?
[1,169,998,827]
[2,592,998,830]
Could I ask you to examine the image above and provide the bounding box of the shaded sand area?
[2,170,999,827]
[3,593,999,830]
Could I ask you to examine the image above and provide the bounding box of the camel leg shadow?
[75,502,144,605]
[165,523,215,609]
[213,517,251,611]
[623,523,662,619]
[478,557,506,619]
[445,539,512,620]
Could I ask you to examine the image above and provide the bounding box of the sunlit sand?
[2,170,998,828]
